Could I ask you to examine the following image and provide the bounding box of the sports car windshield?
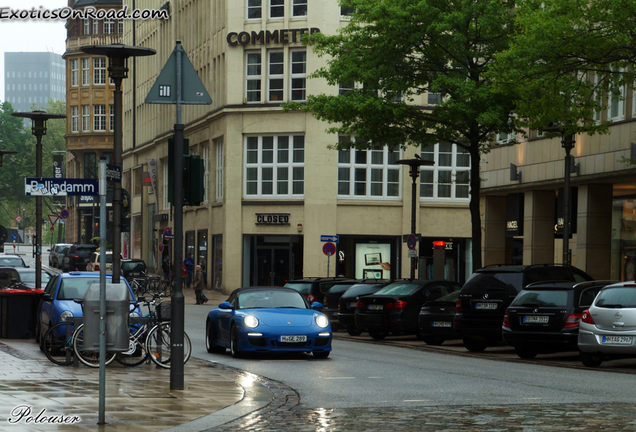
[237,290,307,309]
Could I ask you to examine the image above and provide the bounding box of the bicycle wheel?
[146,323,191,368]
[42,322,75,366]
[115,330,149,367]
[72,324,117,368]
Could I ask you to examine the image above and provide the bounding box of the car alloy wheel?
[515,347,537,359]
[423,336,445,346]
[347,326,362,336]
[463,337,487,352]
[580,351,603,367]
[206,321,225,354]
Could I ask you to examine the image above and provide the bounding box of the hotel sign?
[227,28,321,46]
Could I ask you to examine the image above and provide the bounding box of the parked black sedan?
[502,280,614,359]
[355,280,461,340]
[338,281,389,336]
[418,289,461,345]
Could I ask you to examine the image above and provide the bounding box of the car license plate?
[279,335,307,343]
[368,304,384,310]
[349,302,357,308]
[523,315,549,324]
[475,302,497,310]
[432,321,452,328]
[602,336,633,345]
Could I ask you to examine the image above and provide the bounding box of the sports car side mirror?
[219,301,233,309]
[311,301,323,310]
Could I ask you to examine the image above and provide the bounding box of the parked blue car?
[35,272,140,344]
[205,286,332,359]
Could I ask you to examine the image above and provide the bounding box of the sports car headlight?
[315,314,329,328]
[244,315,259,328]
[60,311,74,322]
[129,310,141,318]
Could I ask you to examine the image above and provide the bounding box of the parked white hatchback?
[578,282,636,367]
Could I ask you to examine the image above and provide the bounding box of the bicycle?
[41,321,116,368]
[115,295,192,368]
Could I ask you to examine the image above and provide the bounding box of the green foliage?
[285,0,519,270]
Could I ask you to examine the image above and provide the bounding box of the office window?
[270,0,284,18]
[290,50,306,101]
[337,139,401,199]
[216,139,224,201]
[248,0,262,19]
[268,51,284,101]
[244,135,304,197]
[420,142,470,200]
[341,6,354,16]
[82,105,90,131]
[162,161,169,210]
[81,58,90,85]
[134,166,142,196]
[104,19,114,34]
[109,104,114,131]
[608,83,625,121]
[84,153,97,179]
[94,58,106,85]
[84,19,90,35]
[292,0,307,16]
[93,19,99,34]
[94,105,106,131]
[118,20,123,34]
[70,59,78,86]
[339,82,354,95]
[71,106,79,132]
[246,52,262,102]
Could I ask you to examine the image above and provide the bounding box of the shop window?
[244,135,304,198]
[213,234,223,289]
[337,138,401,199]
[420,142,470,201]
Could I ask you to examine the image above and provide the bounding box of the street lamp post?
[80,44,156,284]
[396,157,435,279]
[542,125,575,266]
[11,111,65,291]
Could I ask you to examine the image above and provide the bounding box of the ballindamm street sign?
[25,178,99,196]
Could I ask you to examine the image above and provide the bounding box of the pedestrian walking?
[194,265,207,304]
[183,254,194,288]
[162,254,171,281]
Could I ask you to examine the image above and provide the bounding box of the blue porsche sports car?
[205,286,332,359]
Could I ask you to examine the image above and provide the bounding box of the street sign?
[145,42,212,105]
[407,234,417,250]
[50,226,55,233]
[323,242,336,256]
[106,164,122,183]
[163,227,173,237]
[15,215,22,224]
[60,209,69,219]
[48,214,59,226]
[11,234,17,241]
[408,249,418,258]
[158,243,164,253]
[25,178,99,196]
[320,235,339,243]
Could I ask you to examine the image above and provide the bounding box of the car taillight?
[563,313,582,329]
[386,300,407,310]
[581,310,595,324]
[356,300,365,309]
[95,264,100,271]
[502,312,510,328]
[455,298,463,313]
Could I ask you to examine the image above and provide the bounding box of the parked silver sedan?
[578,282,636,367]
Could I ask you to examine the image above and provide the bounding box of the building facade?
[63,0,124,244]
[4,52,66,112]
[480,90,636,281]
[120,0,473,293]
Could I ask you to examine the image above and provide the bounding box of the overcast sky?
[0,0,67,101]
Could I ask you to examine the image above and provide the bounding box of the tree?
[287,0,518,271]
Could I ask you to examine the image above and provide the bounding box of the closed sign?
[256,213,290,225]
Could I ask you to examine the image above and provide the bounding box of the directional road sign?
[320,235,339,243]
[323,242,336,256]
[106,164,122,183]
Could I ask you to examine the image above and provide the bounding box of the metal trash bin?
[83,283,129,352]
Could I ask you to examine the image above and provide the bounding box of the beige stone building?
[119,0,473,293]
[64,0,124,244]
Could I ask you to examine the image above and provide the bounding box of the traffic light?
[167,137,205,206]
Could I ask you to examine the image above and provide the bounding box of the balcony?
[66,34,122,53]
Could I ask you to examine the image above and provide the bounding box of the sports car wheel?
[368,330,388,340]
[206,321,225,354]
[230,325,242,358]
[346,326,362,336]
[580,351,603,367]
[313,351,330,359]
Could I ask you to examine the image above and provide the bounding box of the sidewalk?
[0,288,271,432]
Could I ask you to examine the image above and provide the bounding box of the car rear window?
[374,283,420,296]
[284,282,312,295]
[511,290,569,307]
[343,284,384,298]
[463,272,524,294]
[18,271,51,285]
[594,288,636,308]
[328,284,356,295]
[0,257,24,267]
[75,248,96,258]
[57,277,132,300]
